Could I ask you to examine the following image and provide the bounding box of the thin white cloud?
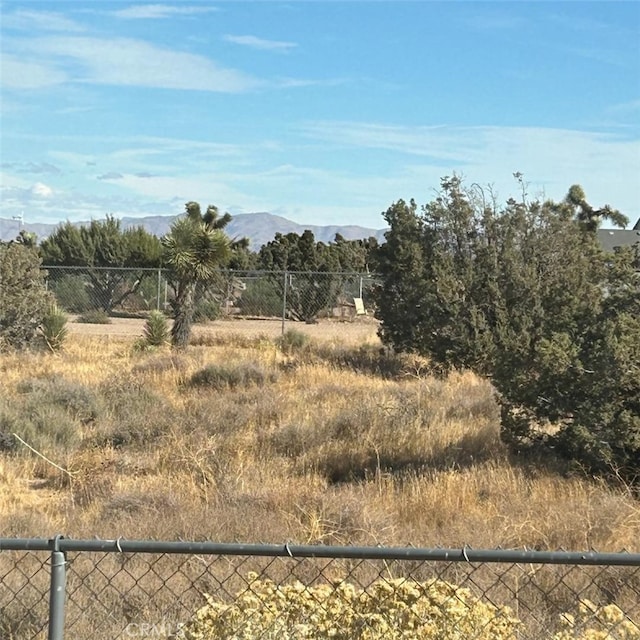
[4,124,638,228]
[607,99,640,114]
[2,10,85,32]
[299,121,640,219]
[0,54,67,90]
[113,4,218,19]
[24,36,260,92]
[31,182,55,198]
[223,34,297,52]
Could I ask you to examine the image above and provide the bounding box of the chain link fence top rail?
[42,266,380,324]
[1,538,639,639]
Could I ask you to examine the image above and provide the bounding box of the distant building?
[597,220,640,254]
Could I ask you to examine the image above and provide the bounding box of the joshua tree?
[163,203,232,348]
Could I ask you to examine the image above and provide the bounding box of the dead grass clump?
[131,352,189,377]
[263,377,504,484]
[310,342,433,379]
[189,331,273,350]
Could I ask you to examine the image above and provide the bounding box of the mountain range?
[0,212,387,249]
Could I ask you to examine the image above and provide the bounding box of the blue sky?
[1,1,639,229]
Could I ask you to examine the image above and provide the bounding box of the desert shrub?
[0,429,16,453]
[176,574,522,640]
[2,379,91,452]
[142,310,169,347]
[76,309,111,324]
[0,400,19,453]
[40,305,68,352]
[97,374,174,447]
[49,273,92,313]
[188,363,276,390]
[553,600,640,639]
[276,328,310,354]
[17,376,101,424]
[193,298,221,323]
[0,242,54,350]
[12,403,79,453]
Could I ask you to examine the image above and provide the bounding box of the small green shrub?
[12,403,79,453]
[276,328,310,354]
[142,311,169,347]
[193,299,221,323]
[40,306,68,352]
[76,309,111,324]
[188,363,276,390]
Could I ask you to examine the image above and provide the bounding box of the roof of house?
[597,225,640,253]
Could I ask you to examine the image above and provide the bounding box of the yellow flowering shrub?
[174,574,639,640]
[553,600,640,640]
[175,573,522,639]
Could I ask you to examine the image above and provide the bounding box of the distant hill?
[0,212,387,249]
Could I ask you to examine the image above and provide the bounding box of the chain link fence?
[1,538,639,639]
[42,267,379,327]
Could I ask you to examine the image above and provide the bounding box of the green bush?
[0,243,54,350]
[237,278,283,317]
[276,328,310,354]
[188,363,276,390]
[95,373,174,447]
[375,177,640,485]
[76,309,111,324]
[49,274,92,313]
[193,298,221,323]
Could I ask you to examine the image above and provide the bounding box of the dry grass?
[2,329,640,639]
[1,330,637,550]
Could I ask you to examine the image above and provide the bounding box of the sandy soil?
[67,315,381,344]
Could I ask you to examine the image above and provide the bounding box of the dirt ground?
[67,315,382,344]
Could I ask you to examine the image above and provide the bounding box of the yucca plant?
[162,203,234,349]
[142,311,169,347]
[40,305,68,352]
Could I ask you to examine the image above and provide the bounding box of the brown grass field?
[1,317,638,550]
[1,319,639,639]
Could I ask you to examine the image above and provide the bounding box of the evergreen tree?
[40,217,162,312]
[375,176,640,484]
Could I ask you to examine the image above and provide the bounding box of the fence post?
[281,270,288,336]
[156,268,162,312]
[48,535,67,640]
